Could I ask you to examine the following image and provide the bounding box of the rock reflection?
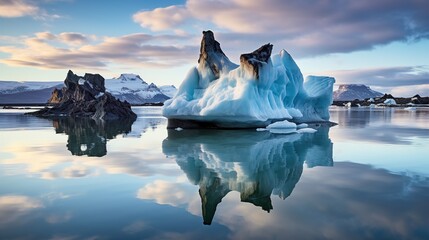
[163,126,333,225]
[52,117,135,157]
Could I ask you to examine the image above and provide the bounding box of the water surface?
[0,106,428,239]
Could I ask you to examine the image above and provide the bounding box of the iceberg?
[163,30,335,128]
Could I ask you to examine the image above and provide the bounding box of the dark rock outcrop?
[197,30,237,82]
[28,70,136,120]
[240,43,273,79]
[48,88,63,104]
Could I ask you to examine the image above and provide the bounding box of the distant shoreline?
[1,102,164,108]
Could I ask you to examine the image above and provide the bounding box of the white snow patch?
[78,78,85,85]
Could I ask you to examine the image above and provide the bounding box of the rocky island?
[28,70,137,120]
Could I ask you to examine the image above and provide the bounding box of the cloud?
[136,180,197,207]
[58,33,89,45]
[0,32,198,70]
[133,5,189,31]
[0,0,38,18]
[133,0,429,57]
[0,0,60,20]
[0,195,43,225]
[328,66,429,96]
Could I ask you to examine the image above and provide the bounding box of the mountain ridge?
[0,74,177,104]
[333,84,383,101]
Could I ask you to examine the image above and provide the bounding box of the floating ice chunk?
[384,98,397,105]
[266,120,296,129]
[297,123,308,129]
[175,127,183,131]
[297,128,317,134]
[256,128,268,131]
[404,107,416,111]
[369,104,376,108]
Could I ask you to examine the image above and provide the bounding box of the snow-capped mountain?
[0,81,63,104]
[105,74,171,104]
[333,84,383,101]
[0,81,63,94]
[158,85,177,98]
[0,74,177,104]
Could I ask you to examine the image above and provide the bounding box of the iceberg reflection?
[163,126,333,224]
[52,117,135,157]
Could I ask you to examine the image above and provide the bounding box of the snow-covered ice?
[163,31,335,128]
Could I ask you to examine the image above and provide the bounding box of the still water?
[0,107,428,239]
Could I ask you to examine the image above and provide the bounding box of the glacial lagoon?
[0,107,428,239]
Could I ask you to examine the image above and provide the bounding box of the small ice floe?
[369,104,376,108]
[266,120,297,129]
[384,98,397,105]
[175,127,183,131]
[257,120,317,134]
[404,107,417,111]
[345,102,352,108]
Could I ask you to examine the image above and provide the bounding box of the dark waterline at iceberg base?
[0,107,428,239]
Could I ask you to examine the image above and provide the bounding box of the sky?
[0,0,428,96]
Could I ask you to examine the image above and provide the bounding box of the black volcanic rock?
[28,70,136,120]
[379,93,395,100]
[197,30,237,83]
[240,43,273,79]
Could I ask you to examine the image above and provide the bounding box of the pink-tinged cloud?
[0,0,38,18]
[133,0,429,57]
[133,5,189,31]
[0,32,198,70]
[0,0,60,20]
